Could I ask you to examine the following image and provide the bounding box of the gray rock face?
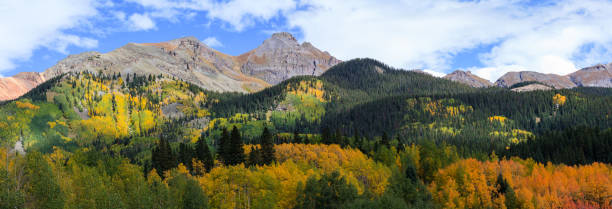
[494,71,577,89]
[42,37,265,93]
[569,63,612,87]
[511,83,552,92]
[237,32,341,84]
[0,32,341,101]
[443,70,492,88]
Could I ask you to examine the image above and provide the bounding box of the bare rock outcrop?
[237,32,341,84]
[495,71,576,89]
[0,72,45,101]
[444,70,492,88]
[569,63,612,87]
[1,32,341,101]
[511,83,552,92]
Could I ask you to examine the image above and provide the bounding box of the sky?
[1,0,611,82]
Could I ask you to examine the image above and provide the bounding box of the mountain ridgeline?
[2,56,612,208]
[0,32,340,101]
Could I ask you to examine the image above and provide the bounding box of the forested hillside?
[1,58,612,208]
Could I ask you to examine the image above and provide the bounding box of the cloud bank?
[2,0,612,82]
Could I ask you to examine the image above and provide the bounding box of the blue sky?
[1,0,612,81]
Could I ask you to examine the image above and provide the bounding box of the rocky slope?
[236,32,341,84]
[0,72,46,100]
[510,83,552,92]
[569,63,612,87]
[494,71,576,89]
[443,70,492,87]
[0,32,340,101]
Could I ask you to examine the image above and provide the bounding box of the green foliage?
[294,171,359,209]
[195,134,214,173]
[168,173,209,209]
[0,168,25,209]
[226,126,245,166]
[25,151,64,209]
[152,138,176,177]
[260,127,275,165]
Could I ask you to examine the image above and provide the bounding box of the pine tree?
[152,138,176,177]
[381,132,390,147]
[321,127,332,145]
[293,129,302,144]
[178,143,194,170]
[226,126,245,166]
[218,128,230,165]
[195,134,214,172]
[247,147,263,167]
[261,127,276,165]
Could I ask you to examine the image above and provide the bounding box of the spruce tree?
[227,126,245,166]
[293,129,302,144]
[178,143,194,170]
[218,128,230,165]
[247,147,263,167]
[381,132,390,147]
[261,127,276,165]
[152,138,176,177]
[321,127,332,144]
[195,134,214,172]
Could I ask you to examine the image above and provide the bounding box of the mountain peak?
[569,62,612,87]
[239,32,341,84]
[495,71,576,89]
[269,32,297,42]
[443,70,492,88]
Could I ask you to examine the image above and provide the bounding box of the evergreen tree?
[321,127,332,145]
[261,127,276,165]
[293,129,302,144]
[178,143,194,170]
[381,132,390,147]
[295,171,358,209]
[152,138,176,177]
[226,126,245,166]
[217,128,230,165]
[247,147,263,167]
[195,134,214,172]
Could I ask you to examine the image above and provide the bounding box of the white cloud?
[286,0,612,81]
[128,13,156,31]
[43,35,99,54]
[126,0,296,31]
[203,37,223,48]
[204,0,296,31]
[0,0,99,72]
[423,69,446,78]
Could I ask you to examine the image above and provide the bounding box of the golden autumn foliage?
[15,101,40,110]
[286,80,326,102]
[553,93,567,106]
[488,115,508,124]
[430,158,612,209]
[197,143,391,209]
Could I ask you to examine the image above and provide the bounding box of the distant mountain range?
[1,31,611,101]
[443,63,612,90]
[0,32,340,101]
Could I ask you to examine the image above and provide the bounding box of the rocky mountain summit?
[443,70,492,88]
[237,32,341,84]
[0,32,341,101]
[569,63,612,87]
[494,71,577,89]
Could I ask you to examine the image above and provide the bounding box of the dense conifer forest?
[1,58,612,208]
